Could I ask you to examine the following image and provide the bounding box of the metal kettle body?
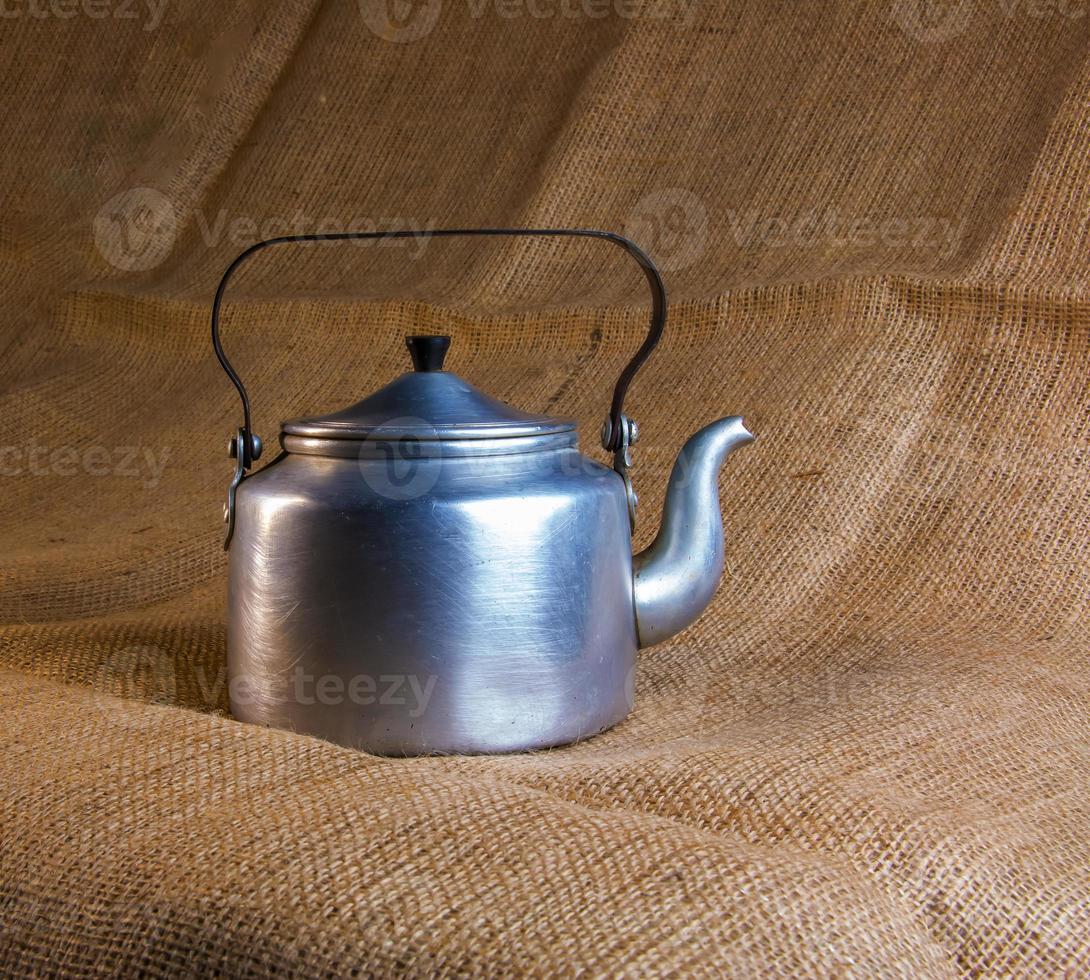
[213,229,753,755]
[229,431,636,754]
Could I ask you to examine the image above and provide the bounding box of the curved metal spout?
[633,417,754,648]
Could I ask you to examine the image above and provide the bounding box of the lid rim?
[281,429,579,459]
[281,418,576,441]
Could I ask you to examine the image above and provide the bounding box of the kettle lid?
[281,335,575,442]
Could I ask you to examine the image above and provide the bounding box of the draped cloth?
[1,1,1088,973]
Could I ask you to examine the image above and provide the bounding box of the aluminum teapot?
[213,228,753,755]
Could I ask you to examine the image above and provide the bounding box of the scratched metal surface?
[228,443,636,754]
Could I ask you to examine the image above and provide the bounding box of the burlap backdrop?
[1,0,1088,975]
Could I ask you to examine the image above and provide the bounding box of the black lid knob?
[406,335,450,372]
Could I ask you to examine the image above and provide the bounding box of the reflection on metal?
[228,444,637,755]
[633,418,755,648]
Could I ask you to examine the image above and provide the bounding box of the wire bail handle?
[212,228,668,546]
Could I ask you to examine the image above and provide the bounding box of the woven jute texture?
[2,1,1089,975]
